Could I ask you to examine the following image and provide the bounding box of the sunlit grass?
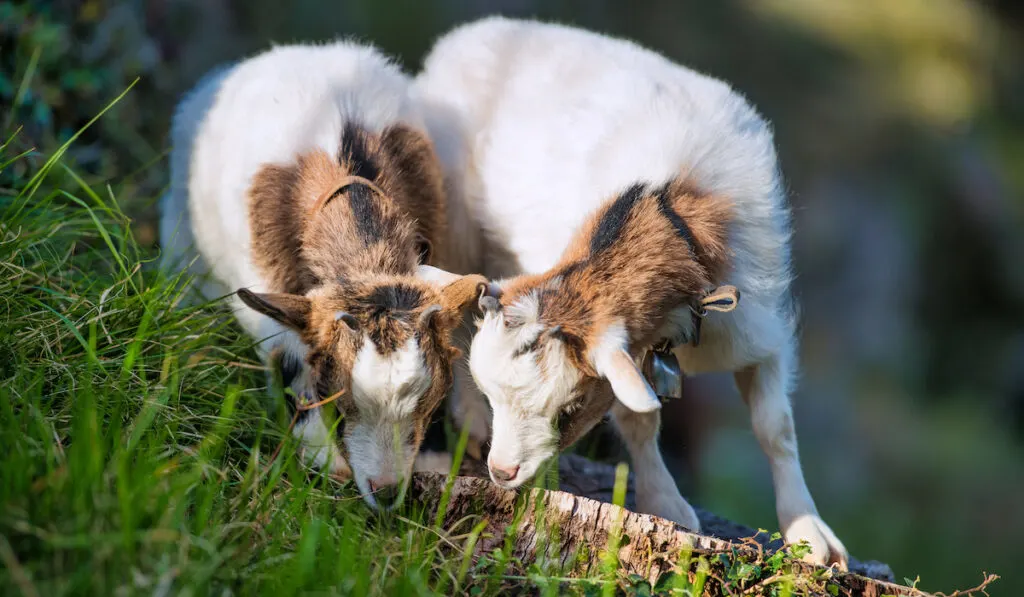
[0,123,507,596]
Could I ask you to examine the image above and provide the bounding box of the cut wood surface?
[411,453,932,596]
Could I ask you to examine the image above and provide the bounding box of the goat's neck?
[304,239,418,289]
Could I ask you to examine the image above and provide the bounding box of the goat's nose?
[368,476,401,508]
[489,462,520,483]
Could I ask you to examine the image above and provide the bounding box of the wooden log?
[413,454,931,596]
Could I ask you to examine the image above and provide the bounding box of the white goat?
[159,41,486,509]
[415,17,849,568]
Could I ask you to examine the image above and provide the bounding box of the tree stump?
[410,453,932,596]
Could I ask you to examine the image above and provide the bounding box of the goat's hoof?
[784,514,849,571]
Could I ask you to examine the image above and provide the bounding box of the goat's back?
[162,41,423,337]
[416,17,793,313]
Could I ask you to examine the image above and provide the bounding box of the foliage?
[1,0,170,210]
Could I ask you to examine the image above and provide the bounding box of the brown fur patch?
[376,124,449,265]
[248,123,448,296]
[299,151,420,283]
[411,322,456,445]
[501,177,734,359]
[248,163,317,295]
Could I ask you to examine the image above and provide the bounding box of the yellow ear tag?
[700,285,740,313]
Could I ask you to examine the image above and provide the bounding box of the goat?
[159,41,486,509]
[415,17,849,567]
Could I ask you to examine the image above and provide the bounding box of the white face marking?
[351,335,430,417]
[468,292,583,487]
[346,335,432,508]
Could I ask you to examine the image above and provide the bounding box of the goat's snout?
[489,461,520,484]
[368,475,401,508]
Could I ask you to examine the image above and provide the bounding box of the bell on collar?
[641,346,683,399]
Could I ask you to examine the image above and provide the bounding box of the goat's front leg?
[734,347,848,569]
[610,401,700,531]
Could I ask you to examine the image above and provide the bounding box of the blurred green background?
[3,0,1023,594]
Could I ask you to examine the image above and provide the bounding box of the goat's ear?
[439,273,490,314]
[237,288,311,331]
[416,267,495,325]
[416,264,461,287]
[700,285,740,313]
[591,331,661,413]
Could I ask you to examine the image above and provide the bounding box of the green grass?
[0,120,607,596]
[0,116,868,596]
[0,122,585,594]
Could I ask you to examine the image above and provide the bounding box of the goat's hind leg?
[610,401,700,531]
[734,344,848,569]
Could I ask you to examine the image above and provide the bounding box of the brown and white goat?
[159,41,485,509]
[416,17,849,568]
[471,179,738,520]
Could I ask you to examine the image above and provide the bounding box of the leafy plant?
[1,1,171,217]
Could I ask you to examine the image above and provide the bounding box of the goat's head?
[468,278,656,488]
[470,276,739,489]
[238,266,486,508]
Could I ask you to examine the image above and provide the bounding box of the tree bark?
[411,454,932,596]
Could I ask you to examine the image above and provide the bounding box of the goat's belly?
[673,331,745,375]
[671,300,790,374]
[674,342,741,375]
